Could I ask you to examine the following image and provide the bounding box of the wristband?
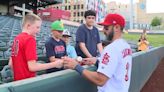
[75,64,84,75]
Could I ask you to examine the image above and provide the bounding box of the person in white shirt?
[63,14,132,92]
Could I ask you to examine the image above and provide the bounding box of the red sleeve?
[25,37,38,61]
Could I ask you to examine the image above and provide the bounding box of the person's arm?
[49,56,61,62]
[8,57,13,70]
[144,40,149,45]
[64,48,118,86]
[79,42,93,58]
[63,57,108,86]
[137,42,141,45]
[82,70,109,86]
[97,43,103,53]
[28,59,63,72]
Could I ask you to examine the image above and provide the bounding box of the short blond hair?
[22,13,41,27]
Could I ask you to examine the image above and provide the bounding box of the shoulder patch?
[102,53,110,65]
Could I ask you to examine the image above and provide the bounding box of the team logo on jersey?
[102,53,110,65]
[11,39,19,56]
[54,45,65,54]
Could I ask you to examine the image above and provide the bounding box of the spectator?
[137,34,149,51]
[45,20,67,73]
[62,29,77,58]
[75,10,103,58]
[9,13,63,81]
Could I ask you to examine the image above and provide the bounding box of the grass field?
[123,33,164,47]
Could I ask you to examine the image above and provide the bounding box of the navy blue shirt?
[45,37,67,73]
[75,24,101,58]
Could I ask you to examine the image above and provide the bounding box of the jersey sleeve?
[97,47,119,78]
[25,38,37,61]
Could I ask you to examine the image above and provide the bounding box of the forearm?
[82,70,105,86]
[81,48,92,58]
[79,43,92,58]
[97,43,103,53]
[8,57,13,70]
[28,61,58,72]
[49,56,61,62]
[144,41,149,44]
[74,64,106,86]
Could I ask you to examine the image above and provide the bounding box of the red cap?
[98,14,125,27]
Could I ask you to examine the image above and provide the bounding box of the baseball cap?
[62,29,72,37]
[98,14,125,28]
[51,20,65,31]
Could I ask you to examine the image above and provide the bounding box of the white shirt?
[97,39,132,92]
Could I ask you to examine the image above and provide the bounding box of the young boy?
[62,29,77,59]
[45,20,67,73]
[75,10,103,58]
[9,13,63,81]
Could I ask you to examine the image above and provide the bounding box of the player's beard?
[106,29,114,42]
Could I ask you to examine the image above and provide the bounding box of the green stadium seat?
[0,47,8,58]
[0,65,13,83]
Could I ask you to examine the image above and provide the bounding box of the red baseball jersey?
[11,32,37,81]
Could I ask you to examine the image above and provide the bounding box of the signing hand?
[54,59,64,68]
[82,57,97,66]
[62,57,78,69]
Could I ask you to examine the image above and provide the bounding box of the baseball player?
[63,14,132,92]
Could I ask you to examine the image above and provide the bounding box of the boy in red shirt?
[9,13,63,81]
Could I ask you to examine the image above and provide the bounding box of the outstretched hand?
[62,57,78,69]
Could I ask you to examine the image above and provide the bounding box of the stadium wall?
[0,46,164,92]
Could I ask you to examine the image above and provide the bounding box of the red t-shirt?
[11,32,37,81]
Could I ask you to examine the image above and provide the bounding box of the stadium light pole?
[130,0,134,29]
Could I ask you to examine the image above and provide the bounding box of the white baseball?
[76,56,83,62]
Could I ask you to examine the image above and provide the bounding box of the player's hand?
[54,59,64,68]
[62,57,78,69]
[83,57,97,66]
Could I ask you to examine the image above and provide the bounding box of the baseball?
[76,56,83,62]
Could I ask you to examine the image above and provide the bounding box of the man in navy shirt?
[45,20,67,73]
[76,10,103,58]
